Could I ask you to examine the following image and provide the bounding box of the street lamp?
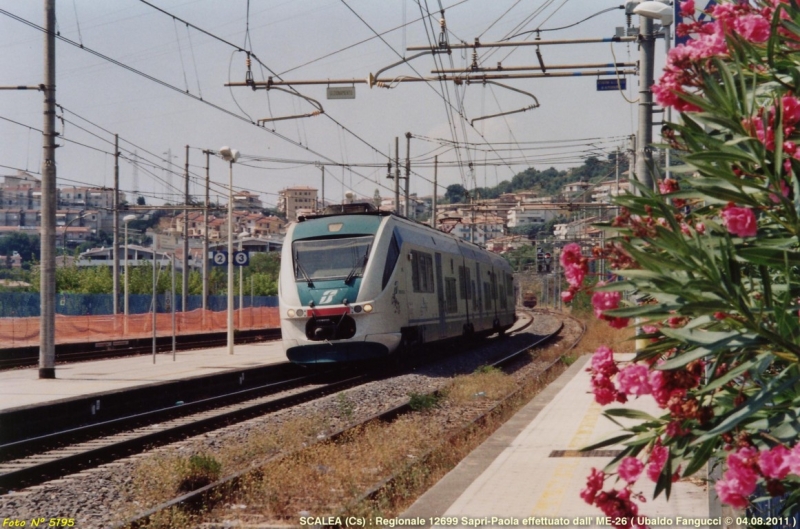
[123,214,137,326]
[219,146,240,355]
[60,211,91,265]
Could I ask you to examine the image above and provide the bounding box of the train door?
[435,252,446,340]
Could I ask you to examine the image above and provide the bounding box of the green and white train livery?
[279,205,516,364]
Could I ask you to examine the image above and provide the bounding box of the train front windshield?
[293,236,374,282]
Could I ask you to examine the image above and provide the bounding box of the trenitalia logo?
[319,290,338,304]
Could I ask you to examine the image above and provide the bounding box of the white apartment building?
[506,204,564,228]
[278,186,318,221]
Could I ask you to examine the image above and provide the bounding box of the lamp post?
[219,146,240,355]
[60,211,91,265]
[630,0,674,191]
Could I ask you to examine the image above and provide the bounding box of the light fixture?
[363,303,374,313]
[287,309,296,318]
[633,1,674,25]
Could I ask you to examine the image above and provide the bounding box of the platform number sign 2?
[212,251,227,266]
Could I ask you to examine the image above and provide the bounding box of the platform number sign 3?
[319,290,338,304]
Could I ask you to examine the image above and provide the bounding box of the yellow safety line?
[531,401,603,516]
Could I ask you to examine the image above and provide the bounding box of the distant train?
[278,203,517,364]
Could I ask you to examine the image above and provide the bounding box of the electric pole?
[394,137,400,215]
[183,145,189,313]
[637,16,655,192]
[113,133,120,316]
[320,165,325,211]
[431,155,438,229]
[39,0,57,379]
[405,132,411,218]
[202,150,210,312]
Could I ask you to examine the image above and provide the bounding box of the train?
[278,203,517,364]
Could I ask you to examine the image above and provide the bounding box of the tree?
[444,184,467,204]
[136,195,146,205]
[0,233,40,263]
[563,2,800,521]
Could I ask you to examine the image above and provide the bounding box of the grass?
[124,321,582,528]
[574,314,636,355]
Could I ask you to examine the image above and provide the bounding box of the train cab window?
[382,234,401,289]
[411,250,434,293]
[484,282,492,310]
[293,235,374,282]
[445,277,458,313]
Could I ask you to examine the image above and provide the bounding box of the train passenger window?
[458,266,471,300]
[491,272,498,300]
[411,250,434,293]
[483,283,492,310]
[500,285,507,309]
[445,277,458,313]
[382,234,401,290]
[472,280,478,310]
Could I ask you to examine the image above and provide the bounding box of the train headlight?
[353,305,362,313]
[363,303,374,313]
[287,309,296,318]
[296,309,304,317]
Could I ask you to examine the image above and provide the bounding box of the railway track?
[113,310,566,528]
[0,363,369,492]
[0,327,281,370]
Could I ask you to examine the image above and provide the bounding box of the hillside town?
[0,157,630,273]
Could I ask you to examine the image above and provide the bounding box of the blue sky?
[0,0,667,209]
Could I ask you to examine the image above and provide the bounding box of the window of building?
[411,250,434,293]
[445,277,458,313]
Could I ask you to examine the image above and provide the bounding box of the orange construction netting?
[0,307,280,348]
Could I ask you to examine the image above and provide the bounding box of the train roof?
[295,203,511,271]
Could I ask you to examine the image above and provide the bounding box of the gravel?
[0,311,571,528]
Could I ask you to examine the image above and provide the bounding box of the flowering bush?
[561,0,800,524]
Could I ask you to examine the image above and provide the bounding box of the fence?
[0,293,280,348]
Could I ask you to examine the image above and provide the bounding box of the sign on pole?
[234,251,249,267]
[212,251,227,266]
[597,78,626,91]
[327,86,355,100]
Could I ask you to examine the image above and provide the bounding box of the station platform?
[404,354,714,528]
[0,340,287,412]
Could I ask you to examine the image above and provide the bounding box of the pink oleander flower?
[592,372,627,406]
[594,488,642,528]
[679,0,695,17]
[561,290,574,303]
[561,243,588,288]
[592,287,622,320]
[646,444,668,482]
[785,444,800,475]
[581,467,606,504]
[716,447,760,509]
[721,203,758,237]
[617,364,653,397]
[759,446,791,480]
[641,325,659,335]
[715,479,751,509]
[618,457,644,484]
[733,13,771,43]
[695,222,706,234]
[591,345,618,378]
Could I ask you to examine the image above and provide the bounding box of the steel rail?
[115,310,558,528]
